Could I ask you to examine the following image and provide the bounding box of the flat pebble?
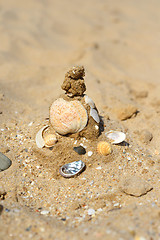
[73,146,86,155]
[119,176,153,197]
[0,152,12,171]
[114,104,137,121]
[88,209,95,216]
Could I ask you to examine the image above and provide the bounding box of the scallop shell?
[84,95,95,108]
[105,131,126,144]
[90,108,100,123]
[97,141,112,156]
[44,134,57,148]
[59,160,85,178]
[36,125,49,148]
[50,98,88,135]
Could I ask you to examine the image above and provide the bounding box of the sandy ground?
[0,0,160,239]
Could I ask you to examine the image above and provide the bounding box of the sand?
[0,0,160,239]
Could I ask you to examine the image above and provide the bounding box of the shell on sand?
[105,131,126,144]
[90,108,100,123]
[84,95,95,108]
[97,141,112,156]
[50,98,88,135]
[36,125,49,148]
[59,160,85,178]
[44,134,57,148]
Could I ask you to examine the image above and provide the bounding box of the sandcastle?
[49,66,101,140]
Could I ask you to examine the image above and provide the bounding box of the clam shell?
[59,160,85,178]
[90,108,100,123]
[105,131,126,144]
[71,100,88,132]
[50,98,88,135]
[0,152,12,171]
[35,125,49,148]
[44,134,57,148]
[84,95,95,108]
[97,141,112,156]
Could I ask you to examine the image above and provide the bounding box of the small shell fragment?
[105,131,126,144]
[84,95,95,108]
[97,141,112,156]
[35,125,48,148]
[59,160,85,178]
[44,134,57,148]
[90,108,100,123]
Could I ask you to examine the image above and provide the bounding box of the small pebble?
[73,146,86,155]
[96,166,102,170]
[0,152,12,171]
[88,209,95,216]
[87,151,93,157]
[95,125,99,130]
[0,205,3,215]
[41,210,50,215]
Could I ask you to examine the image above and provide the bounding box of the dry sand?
[0,0,160,239]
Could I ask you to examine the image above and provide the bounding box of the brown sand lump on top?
[61,66,86,97]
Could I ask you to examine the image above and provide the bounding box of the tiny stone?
[95,125,99,130]
[41,210,50,215]
[0,205,3,215]
[73,146,86,155]
[96,166,102,170]
[88,209,95,216]
[87,151,93,157]
[97,208,103,212]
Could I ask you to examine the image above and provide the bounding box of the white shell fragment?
[90,108,100,123]
[36,125,49,148]
[59,160,85,178]
[105,131,126,144]
[84,95,95,108]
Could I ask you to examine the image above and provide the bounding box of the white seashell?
[105,131,126,144]
[50,98,88,135]
[36,125,49,148]
[84,95,95,108]
[90,108,100,123]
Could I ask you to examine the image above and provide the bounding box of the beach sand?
[0,0,160,239]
